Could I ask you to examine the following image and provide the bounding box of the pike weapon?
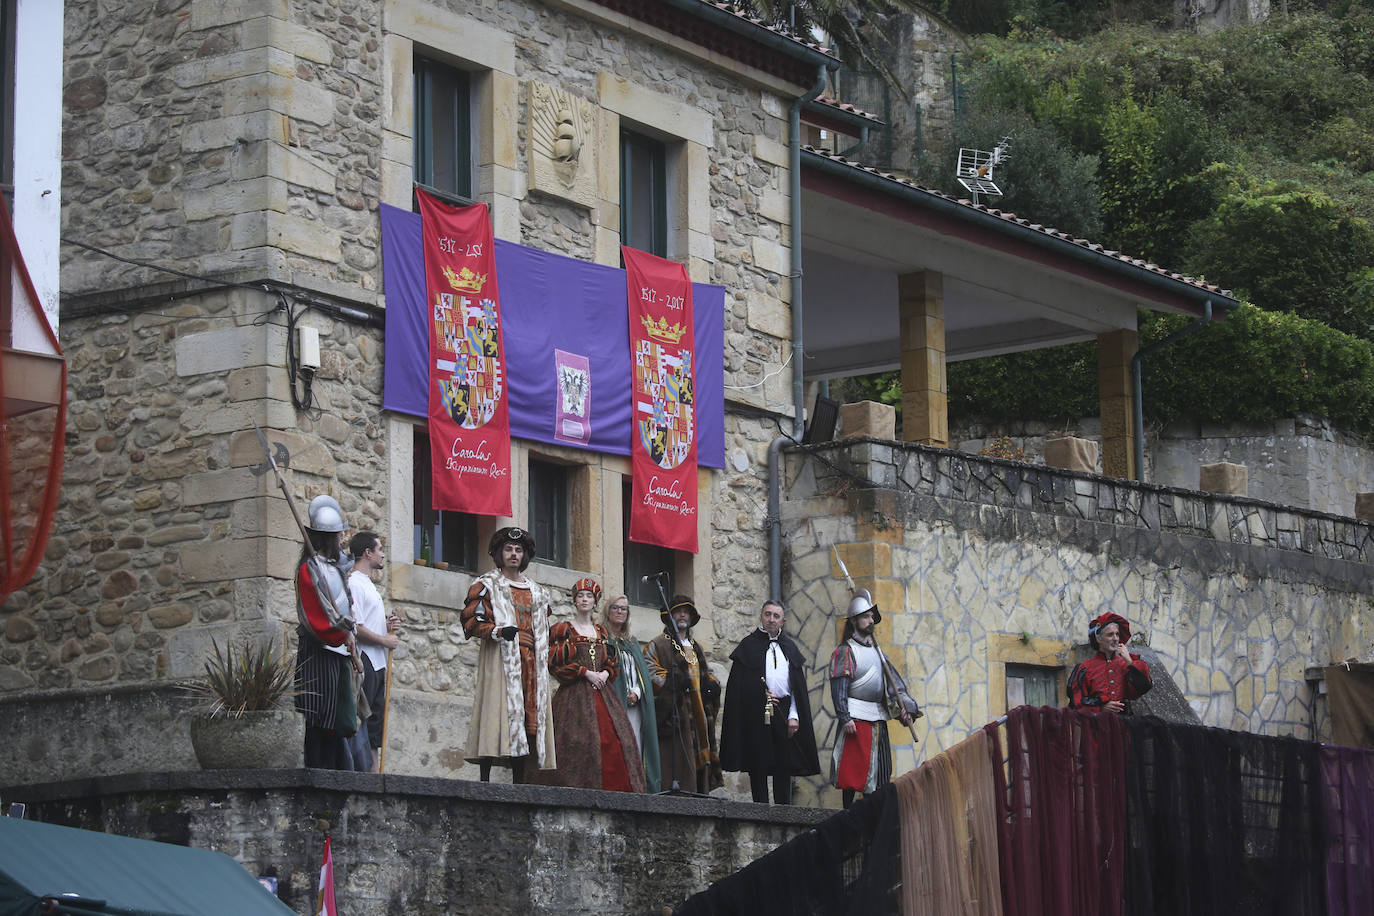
[254,424,315,557]
[834,545,856,596]
[252,424,361,671]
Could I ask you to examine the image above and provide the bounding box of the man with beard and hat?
[460,526,556,782]
[646,594,722,794]
[1067,612,1152,714]
[829,588,921,809]
[719,600,820,805]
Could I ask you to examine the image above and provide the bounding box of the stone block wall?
[4,0,820,795]
[3,771,831,915]
[779,438,1374,805]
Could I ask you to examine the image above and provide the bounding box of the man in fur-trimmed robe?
[460,527,556,781]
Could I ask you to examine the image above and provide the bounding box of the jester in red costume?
[1067,612,1152,714]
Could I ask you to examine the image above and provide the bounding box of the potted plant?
[185,636,303,769]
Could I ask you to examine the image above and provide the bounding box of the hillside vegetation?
[851,3,1374,437]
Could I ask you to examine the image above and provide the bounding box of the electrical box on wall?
[297,326,321,372]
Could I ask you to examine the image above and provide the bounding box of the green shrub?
[944,304,1374,437]
[1184,172,1374,335]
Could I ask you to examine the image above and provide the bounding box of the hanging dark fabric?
[987,705,1128,916]
[1320,744,1374,916]
[673,782,902,915]
[1121,716,1326,916]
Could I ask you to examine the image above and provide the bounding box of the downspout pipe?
[768,435,788,602]
[1130,300,1212,482]
[770,62,835,603]
[839,124,870,159]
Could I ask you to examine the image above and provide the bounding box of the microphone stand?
[651,574,711,799]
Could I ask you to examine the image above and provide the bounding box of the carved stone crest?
[528,82,597,208]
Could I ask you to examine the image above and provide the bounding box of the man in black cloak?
[719,600,821,804]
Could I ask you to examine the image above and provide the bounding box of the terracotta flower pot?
[190,709,304,769]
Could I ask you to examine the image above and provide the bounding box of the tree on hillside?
[737,0,928,84]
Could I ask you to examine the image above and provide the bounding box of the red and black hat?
[1088,612,1131,649]
[573,577,601,603]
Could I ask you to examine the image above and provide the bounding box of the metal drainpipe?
[768,435,788,602]
[839,124,870,159]
[1130,300,1212,481]
[769,63,834,602]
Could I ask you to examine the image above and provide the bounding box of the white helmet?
[307,494,345,533]
[845,588,881,624]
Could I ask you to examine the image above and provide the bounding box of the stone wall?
[952,414,1374,518]
[2,0,818,796]
[2,771,830,915]
[778,438,1374,805]
[838,9,968,177]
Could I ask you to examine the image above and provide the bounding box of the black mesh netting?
[1122,716,1327,916]
[674,783,902,916]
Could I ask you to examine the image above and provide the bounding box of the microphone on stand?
[641,571,668,583]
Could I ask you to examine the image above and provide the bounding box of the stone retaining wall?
[0,771,829,915]
[954,414,1374,519]
[779,438,1374,805]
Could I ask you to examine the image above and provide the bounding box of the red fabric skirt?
[835,721,875,791]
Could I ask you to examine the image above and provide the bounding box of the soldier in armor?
[294,495,362,770]
[828,589,921,808]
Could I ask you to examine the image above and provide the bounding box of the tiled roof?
[802,147,1237,302]
[811,95,884,124]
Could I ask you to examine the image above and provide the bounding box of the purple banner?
[381,203,724,469]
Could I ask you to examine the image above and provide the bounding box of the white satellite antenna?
[956,137,1012,205]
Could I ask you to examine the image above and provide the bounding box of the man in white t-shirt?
[348,531,400,773]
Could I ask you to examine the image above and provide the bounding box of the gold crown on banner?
[443,265,487,293]
[641,315,687,345]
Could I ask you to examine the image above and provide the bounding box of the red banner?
[418,190,511,516]
[624,247,698,553]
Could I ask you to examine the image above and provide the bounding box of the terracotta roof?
[802,147,1237,303]
[812,95,884,124]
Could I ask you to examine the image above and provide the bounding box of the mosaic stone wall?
[779,439,1374,807]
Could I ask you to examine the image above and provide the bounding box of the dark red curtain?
[987,706,1128,916]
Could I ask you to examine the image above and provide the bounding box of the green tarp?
[0,817,295,916]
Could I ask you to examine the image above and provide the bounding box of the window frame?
[1005,662,1061,710]
[621,477,680,608]
[619,128,668,258]
[527,457,572,570]
[411,426,481,573]
[413,55,474,205]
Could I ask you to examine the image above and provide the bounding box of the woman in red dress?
[530,578,646,792]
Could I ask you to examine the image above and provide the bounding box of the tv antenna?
[956,137,1012,206]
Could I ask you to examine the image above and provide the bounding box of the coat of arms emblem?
[433,286,503,430]
[634,316,694,470]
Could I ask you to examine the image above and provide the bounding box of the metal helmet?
[845,588,881,625]
[307,494,345,533]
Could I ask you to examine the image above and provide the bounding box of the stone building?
[6,0,840,788]
[5,0,1368,826]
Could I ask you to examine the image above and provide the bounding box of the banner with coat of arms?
[417,190,512,516]
[623,246,698,553]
